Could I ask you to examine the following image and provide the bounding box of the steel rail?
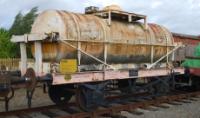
[57,91,200,118]
[0,91,200,118]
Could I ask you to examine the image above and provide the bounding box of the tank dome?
[103,5,122,11]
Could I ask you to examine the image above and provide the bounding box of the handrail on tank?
[91,9,148,29]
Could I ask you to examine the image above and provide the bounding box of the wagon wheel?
[76,88,98,112]
[48,85,74,105]
[147,77,170,96]
[154,82,169,95]
[118,80,129,93]
[151,79,170,96]
[191,76,200,91]
[118,79,136,94]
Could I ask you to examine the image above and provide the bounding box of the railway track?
[1,91,200,118]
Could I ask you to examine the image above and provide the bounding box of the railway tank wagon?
[8,5,185,111]
[30,8,174,65]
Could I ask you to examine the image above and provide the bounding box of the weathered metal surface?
[173,33,200,61]
[189,68,200,76]
[173,33,200,45]
[31,10,174,64]
[52,68,184,85]
[173,33,200,41]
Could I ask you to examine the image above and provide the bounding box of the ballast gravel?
[1,88,200,118]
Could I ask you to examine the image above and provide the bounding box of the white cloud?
[0,0,199,35]
[151,1,162,9]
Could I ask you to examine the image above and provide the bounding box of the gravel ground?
[120,98,200,118]
[0,87,54,112]
[1,88,200,118]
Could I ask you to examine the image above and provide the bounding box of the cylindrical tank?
[31,8,174,64]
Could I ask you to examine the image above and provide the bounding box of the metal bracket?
[147,44,183,69]
[60,40,116,70]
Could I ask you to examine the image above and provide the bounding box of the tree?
[0,7,39,58]
[9,7,38,58]
[9,12,23,35]
[9,7,38,35]
[21,7,38,34]
[0,28,14,58]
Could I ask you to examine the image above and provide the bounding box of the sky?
[0,0,200,35]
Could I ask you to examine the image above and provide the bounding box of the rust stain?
[31,10,174,64]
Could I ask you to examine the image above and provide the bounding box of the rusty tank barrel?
[31,6,174,64]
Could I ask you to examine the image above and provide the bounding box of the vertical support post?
[103,43,108,80]
[5,97,9,112]
[166,46,169,63]
[144,17,147,30]
[104,43,108,64]
[128,15,132,22]
[77,41,81,72]
[20,43,27,76]
[108,11,111,26]
[166,37,169,63]
[172,48,175,61]
[167,47,169,63]
[151,45,154,63]
[35,41,42,76]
